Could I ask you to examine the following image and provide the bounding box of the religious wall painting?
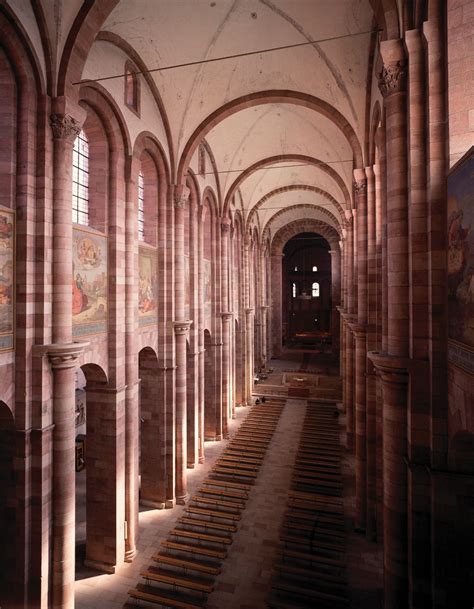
[203,258,212,322]
[139,246,158,326]
[0,208,14,350]
[447,147,474,372]
[184,254,190,320]
[72,227,108,337]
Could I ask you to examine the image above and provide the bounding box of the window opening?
[72,130,89,225]
[138,171,145,241]
[312,265,318,272]
[292,283,297,298]
[312,282,320,297]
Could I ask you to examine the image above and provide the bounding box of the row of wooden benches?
[268,401,348,609]
[126,398,286,609]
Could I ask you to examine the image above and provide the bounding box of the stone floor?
[75,355,383,609]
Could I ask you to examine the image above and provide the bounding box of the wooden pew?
[170,528,232,545]
[178,516,237,533]
[191,494,245,510]
[185,505,241,522]
[152,552,221,575]
[161,539,227,560]
[197,486,249,501]
[202,478,252,492]
[141,567,214,593]
[128,586,204,609]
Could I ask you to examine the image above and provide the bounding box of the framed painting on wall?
[72,227,108,337]
[447,146,474,373]
[0,208,14,351]
[139,245,158,326]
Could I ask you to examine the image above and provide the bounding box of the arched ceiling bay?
[101,0,374,160]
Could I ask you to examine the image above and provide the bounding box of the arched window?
[137,171,145,241]
[292,283,297,298]
[124,62,140,114]
[294,266,298,272]
[72,130,89,225]
[312,282,320,297]
[312,265,318,272]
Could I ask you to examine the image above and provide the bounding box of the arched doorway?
[75,363,125,575]
[139,347,166,508]
[0,401,15,601]
[282,232,332,352]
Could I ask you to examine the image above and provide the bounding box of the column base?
[140,499,166,510]
[215,434,223,441]
[198,456,205,464]
[84,558,116,574]
[176,493,189,506]
[165,498,176,509]
[187,462,196,469]
[124,547,137,563]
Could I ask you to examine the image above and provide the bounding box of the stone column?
[47,344,87,609]
[351,171,368,533]
[260,305,269,367]
[124,160,139,561]
[197,208,205,463]
[174,186,191,505]
[369,42,410,609]
[328,248,341,358]
[173,320,191,504]
[220,219,231,438]
[344,217,355,450]
[220,312,233,438]
[245,308,254,404]
[365,165,377,541]
[49,106,88,609]
[271,253,284,357]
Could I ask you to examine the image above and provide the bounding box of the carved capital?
[174,185,190,209]
[220,311,233,322]
[38,341,89,370]
[221,220,231,233]
[245,307,254,316]
[378,61,407,97]
[367,351,410,385]
[50,114,82,142]
[172,320,192,335]
[353,179,367,196]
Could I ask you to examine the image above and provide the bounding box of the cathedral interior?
[0,1,473,608]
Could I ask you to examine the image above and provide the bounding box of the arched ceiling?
[10,0,381,241]
[96,0,376,230]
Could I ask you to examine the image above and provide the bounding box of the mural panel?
[447,147,474,372]
[203,258,212,324]
[0,209,14,350]
[72,228,108,336]
[139,246,158,326]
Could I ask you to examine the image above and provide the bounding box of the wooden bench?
[202,478,252,491]
[293,473,342,487]
[289,489,344,505]
[216,459,259,472]
[232,434,269,443]
[227,443,266,455]
[285,511,345,530]
[185,505,241,521]
[282,520,345,541]
[288,492,344,510]
[281,534,345,554]
[274,561,346,586]
[171,528,232,545]
[161,539,227,560]
[152,553,221,575]
[273,581,349,605]
[219,454,262,465]
[141,568,214,593]
[212,466,258,478]
[276,547,344,568]
[191,494,245,510]
[128,587,204,609]
[178,516,237,533]
[198,486,248,500]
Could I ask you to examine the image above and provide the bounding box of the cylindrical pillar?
[271,253,284,357]
[220,219,231,437]
[245,308,254,404]
[352,170,368,533]
[328,248,341,357]
[173,186,191,505]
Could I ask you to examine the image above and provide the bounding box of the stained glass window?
[72,130,89,225]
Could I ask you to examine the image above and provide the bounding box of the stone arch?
[76,362,125,573]
[223,154,351,216]
[263,204,343,240]
[271,219,340,255]
[138,347,166,507]
[177,90,364,185]
[247,184,345,230]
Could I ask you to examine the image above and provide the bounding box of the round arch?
[248,184,345,230]
[223,154,351,217]
[271,219,340,254]
[264,204,342,240]
[178,90,364,184]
